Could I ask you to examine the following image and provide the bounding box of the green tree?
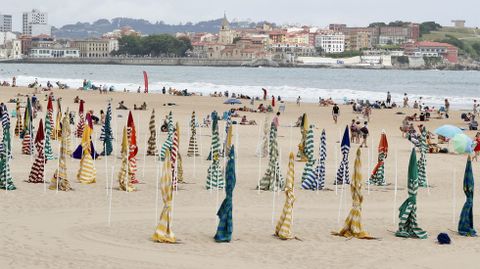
[419,21,442,36]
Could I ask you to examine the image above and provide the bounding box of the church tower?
[219,12,234,44]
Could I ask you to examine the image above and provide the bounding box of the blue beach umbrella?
[452,134,473,154]
[458,156,476,236]
[223,99,242,105]
[434,125,463,138]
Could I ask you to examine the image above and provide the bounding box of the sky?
[2,0,479,31]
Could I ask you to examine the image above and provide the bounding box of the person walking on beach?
[272,112,280,128]
[360,122,369,148]
[296,96,301,106]
[332,104,340,124]
[403,93,409,108]
[386,91,391,106]
[444,99,450,118]
[12,76,16,87]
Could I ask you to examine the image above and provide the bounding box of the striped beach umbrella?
[224,121,233,157]
[175,123,184,184]
[256,115,270,158]
[222,111,232,157]
[127,111,138,184]
[214,145,237,242]
[275,152,295,239]
[333,148,374,239]
[206,114,224,190]
[52,97,62,140]
[187,111,199,157]
[64,109,72,155]
[146,109,158,156]
[301,125,319,190]
[44,96,55,160]
[207,111,218,161]
[72,113,100,159]
[152,149,176,243]
[258,122,285,191]
[14,99,22,137]
[417,127,428,187]
[316,129,327,190]
[335,126,351,185]
[160,111,174,161]
[296,113,309,162]
[49,115,72,191]
[100,102,113,156]
[75,100,85,138]
[170,122,179,188]
[21,97,33,155]
[27,119,46,183]
[369,131,388,186]
[77,113,96,184]
[0,107,15,190]
[458,155,476,236]
[395,148,428,239]
[118,126,135,192]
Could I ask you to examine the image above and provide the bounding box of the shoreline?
[3,58,479,71]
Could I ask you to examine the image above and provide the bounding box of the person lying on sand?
[117,101,128,110]
[134,102,147,111]
[239,115,257,125]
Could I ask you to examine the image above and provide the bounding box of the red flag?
[143,71,149,93]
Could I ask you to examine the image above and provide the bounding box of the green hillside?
[421,27,480,60]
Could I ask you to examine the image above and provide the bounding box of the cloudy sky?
[3,0,479,31]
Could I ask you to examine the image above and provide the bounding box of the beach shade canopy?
[334,125,351,185]
[214,146,237,242]
[395,148,428,239]
[452,134,473,154]
[458,156,476,236]
[275,152,295,239]
[434,125,463,138]
[223,98,242,105]
[369,131,388,186]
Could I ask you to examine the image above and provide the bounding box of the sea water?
[0,63,478,109]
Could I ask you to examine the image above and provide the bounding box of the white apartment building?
[0,31,17,46]
[23,9,51,36]
[315,33,345,53]
[0,14,12,32]
[0,40,22,59]
[70,39,119,57]
[30,47,80,58]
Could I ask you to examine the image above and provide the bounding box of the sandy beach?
[1,85,479,269]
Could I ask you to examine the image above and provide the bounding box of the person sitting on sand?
[405,113,417,121]
[89,110,100,125]
[74,96,80,104]
[257,103,266,113]
[100,110,105,125]
[161,116,168,132]
[134,102,147,111]
[239,115,257,125]
[117,101,128,110]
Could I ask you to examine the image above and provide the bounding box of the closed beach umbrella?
[14,99,22,137]
[0,107,15,190]
[296,113,309,162]
[258,122,285,191]
[170,122,179,188]
[301,125,319,190]
[316,129,327,190]
[127,111,138,184]
[77,114,96,184]
[49,115,72,191]
[118,126,134,192]
[64,109,72,155]
[75,100,85,138]
[147,109,158,156]
[335,126,351,185]
[44,96,55,160]
[275,152,295,240]
[160,111,174,161]
[206,114,224,190]
[27,119,46,183]
[100,102,113,156]
[395,148,428,239]
[72,113,100,159]
[52,97,62,140]
[152,149,176,243]
[214,146,237,242]
[187,111,199,157]
[434,124,462,138]
[458,156,476,236]
[417,127,428,187]
[21,97,33,155]
[256,115,269,158]
[333,148,374,239]
[369,131,388,186]
[452,133,474,154]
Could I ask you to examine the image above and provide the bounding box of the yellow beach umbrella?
[118,126,135,192]
[77,115,96,184]
[275,152,296,239]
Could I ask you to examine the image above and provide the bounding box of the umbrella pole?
[108,165,115,226]
[452,168,456,224]
[334,142,338,195]
[393,147,398,225]
[43,136,46,193]
[257,122,262,194]
[367,144,371,195]
[57,138,60,193]
[154,161,160,226]
[271,162,277,226]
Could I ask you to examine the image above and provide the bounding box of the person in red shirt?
[473,132,480,161]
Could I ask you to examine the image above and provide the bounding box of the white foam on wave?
[1,74,474,109]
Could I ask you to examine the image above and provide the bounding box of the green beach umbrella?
[395,148,427,239]
[214,145,236,242]
[458,156,476,236]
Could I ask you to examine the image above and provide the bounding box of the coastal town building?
[29,47,80,58]
[451,20,466,28]
[0,31,17,46]
[0,39,21,59]
[373,23,419,46]
[22,9,51,36]
[0,14,13,32]
[315,32,345,53]
[403,41,458,63]
[102,26,141,39]
[218,13,235,44]
[70,39,119,57]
